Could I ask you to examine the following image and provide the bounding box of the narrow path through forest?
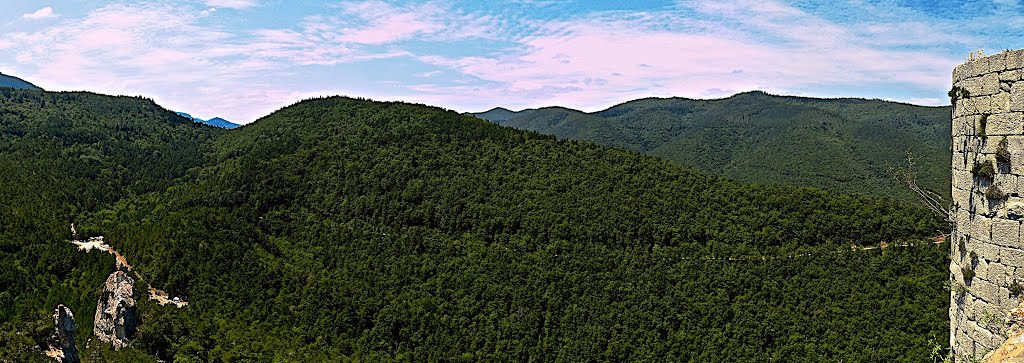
[70,230,187,308]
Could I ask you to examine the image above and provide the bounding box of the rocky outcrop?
[44,305,79,363]
[93,271,138,350]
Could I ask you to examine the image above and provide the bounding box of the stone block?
[955,154,971,173]
[970,192,993,216]
[954,116,975,137]
[973,215,994,240]
[989,112,1024,137]
[955,170,975,191]
[979,73,1002,96]
[982,242,1003,263]
[1001,69,1023,82]
[989,262,1008,284]
[1012,82,1024,112]
[993,218,1022,248]
[1002,246,1024,268]
[956,60,982,80]
[958,95,990,118]
[976,96,993,116]
[975,278,1002,303]
[1008,50,1024,70]
[991,93,1012,114]
[976,259,992,282]
[954,135,967,152]
[954,187,973,208]
[958,209,974,231]
[1008,135,1024,153]
[956,328,976,357]
[996,174,1019,196]
[987,52,1008,74]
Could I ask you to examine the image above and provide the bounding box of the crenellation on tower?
[950,48,1024,362]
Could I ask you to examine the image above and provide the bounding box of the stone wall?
[951,49,1024,361]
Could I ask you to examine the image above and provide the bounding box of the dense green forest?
[474,91,952,205]
[0,88,950,362]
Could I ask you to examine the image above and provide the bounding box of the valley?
[0,87,949,361]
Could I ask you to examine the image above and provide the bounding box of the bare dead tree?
[888,150,950,222]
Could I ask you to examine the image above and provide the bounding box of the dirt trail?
[69,232,187,308]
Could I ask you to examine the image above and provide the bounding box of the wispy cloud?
[23,7,58,20]
[0,0,1011,121]
[205,0,260,10]
[412,0,965,110]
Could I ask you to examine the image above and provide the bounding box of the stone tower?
[950,49,1024,361]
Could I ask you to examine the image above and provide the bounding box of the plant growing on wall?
[979,114,988,139]
[997,137,1011,163]
[1008,280,1023,296]
[949,85,971,105]
[973,160,996,182]
[962,266,976,282]
[986,185,1007,200]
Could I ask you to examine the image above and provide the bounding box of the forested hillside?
[473,91,951,205]
[0,90,949,362]
[0,88,222,361]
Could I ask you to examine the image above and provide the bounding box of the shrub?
[997,137,1011,163]
[970,250,979,264]
[986,185,1007,200]
[949,86,971,105]
[979,114,988,138]
[1009,281,1024,296]
[973,160,995,182]
[963,267,976,282]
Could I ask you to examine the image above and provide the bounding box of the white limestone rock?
[93,271,138,350]
[46,305,79,363]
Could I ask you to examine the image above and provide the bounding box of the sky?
[0,1,1021,123]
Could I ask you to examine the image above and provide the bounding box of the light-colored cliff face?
[93,270,138,350]
[44,305,79,363]
[951,49,1024,362]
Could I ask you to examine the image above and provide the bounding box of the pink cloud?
[416,0,961,111]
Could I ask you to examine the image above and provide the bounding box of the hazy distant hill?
[0,73,41,90]
[176,111,240,129]
[473,91,952,204]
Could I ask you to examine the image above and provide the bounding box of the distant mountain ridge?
[0,73,42,90]
[176,112,240,129]
[473,91,952,204]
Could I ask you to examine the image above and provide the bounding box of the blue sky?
[0,1,1020,123]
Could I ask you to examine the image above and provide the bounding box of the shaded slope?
[474,91,952,204]
[0,73,41,90]
[176,112,241,129]
[77,96,948,361]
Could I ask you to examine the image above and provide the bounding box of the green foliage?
[949,86,970,105]
[1,92,950,362]
[979,114,988,138]
[1008,280,1023,296]
[474,91,953,206]
[997,137,1011,164]
[963,267,976,282]
[0,88,221,359]
[973,160,996,182]
[986,185,1006,200]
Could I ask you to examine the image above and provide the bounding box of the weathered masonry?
[950,49,1024,361]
